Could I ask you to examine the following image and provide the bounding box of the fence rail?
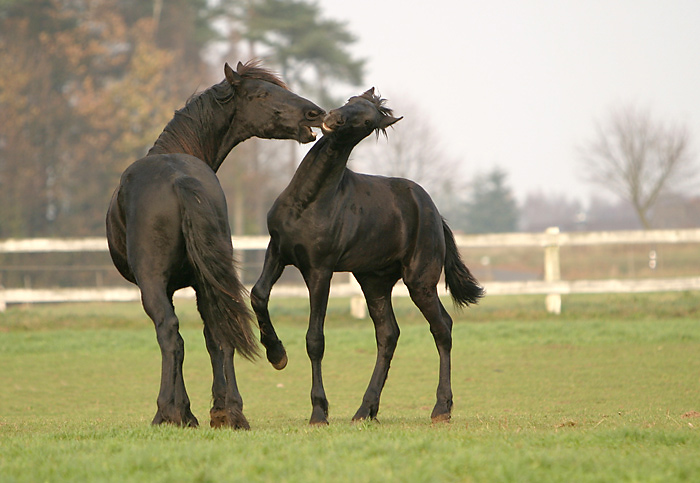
[2,228,700,314]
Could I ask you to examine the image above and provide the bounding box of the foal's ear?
[224,62,242,87]
[379,115,403,130]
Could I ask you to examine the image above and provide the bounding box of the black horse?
[106,60,324,429]
[251,88,483,425]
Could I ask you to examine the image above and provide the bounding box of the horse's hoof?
[431,413,451,424]
[210,408,250,430]
[152,410,199,428]
[210,408,227,428]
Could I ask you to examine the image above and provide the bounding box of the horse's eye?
[364,120,372,127]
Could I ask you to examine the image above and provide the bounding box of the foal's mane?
[359,89,394,117]
[148,60,287,159]
[358,89,395,138]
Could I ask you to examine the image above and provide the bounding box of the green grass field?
[1,293,700,482]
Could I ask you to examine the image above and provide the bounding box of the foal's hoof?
[266,344,288,370]
[309,418,329,426]
[309,406,329,426]
[351,416,379,425]
[351,406,378,422]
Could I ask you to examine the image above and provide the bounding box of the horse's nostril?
[307,109,324,120]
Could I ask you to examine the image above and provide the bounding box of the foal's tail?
[173,176,259,361]
[443,218,484,308]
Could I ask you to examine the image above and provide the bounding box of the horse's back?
[107,153,224,288]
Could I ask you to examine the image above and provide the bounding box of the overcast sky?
[314,0,700,204]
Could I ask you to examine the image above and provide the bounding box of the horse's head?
[225,61,325,143]
[321,88,402,145]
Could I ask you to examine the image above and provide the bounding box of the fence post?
[544,227,562,314]
[349,274,367,319]
[0,285,6,312]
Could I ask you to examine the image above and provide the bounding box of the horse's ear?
[224,62,242,87]
[362,87,376,97]
[379,115,403,130]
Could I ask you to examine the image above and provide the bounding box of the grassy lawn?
[1,293,700,481]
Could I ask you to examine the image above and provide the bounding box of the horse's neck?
[282,137,354,207]
[148,119,237,171]
[148,92,241,171]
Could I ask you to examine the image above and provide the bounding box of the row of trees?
[1,1,696,237]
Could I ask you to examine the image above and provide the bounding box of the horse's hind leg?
[204,327,249,429]
[352,272,400,422]
[204,325,227,427]
[140,283,198,427]
[251,241,288,370]
[405,277,454,423]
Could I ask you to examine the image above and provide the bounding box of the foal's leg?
[303,269,333,425]
[405,276,454,423]
[140,282,198,427]
[250,241,288,370]
[352,272,401,422]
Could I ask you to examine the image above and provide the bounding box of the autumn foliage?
[0,1,203,237]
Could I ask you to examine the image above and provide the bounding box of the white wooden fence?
[2,228,700,314]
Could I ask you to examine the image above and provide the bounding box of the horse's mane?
[237,59,287,89]
[148,60,287,159]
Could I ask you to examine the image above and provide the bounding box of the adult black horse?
[251,88,484,425]
[106,60,324,429]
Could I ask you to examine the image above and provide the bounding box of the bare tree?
[577,105,695,229]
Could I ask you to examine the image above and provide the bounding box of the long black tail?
[173,176,259,361]
[443,218,484,308]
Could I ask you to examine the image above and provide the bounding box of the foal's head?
[225,61,325,143]
[321,88,402,145]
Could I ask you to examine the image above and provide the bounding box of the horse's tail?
[173,176,259,361]
[443,218,484,308]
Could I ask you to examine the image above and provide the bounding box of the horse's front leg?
[304,269,333,425]
[251,241,288,370]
